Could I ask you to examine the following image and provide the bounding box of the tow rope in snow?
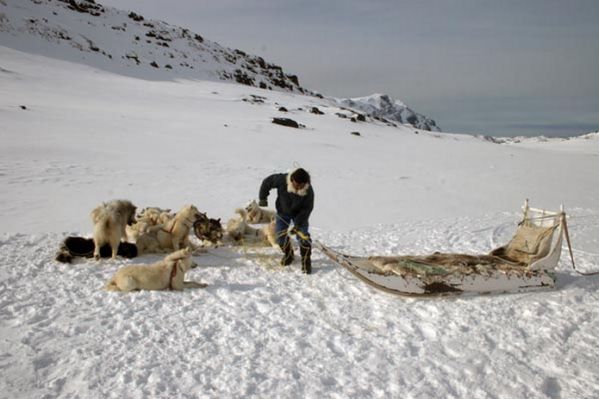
[561,213,599,276]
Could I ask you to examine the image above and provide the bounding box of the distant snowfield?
[1,47,599,398]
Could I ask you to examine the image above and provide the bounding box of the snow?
[1,4,599,398]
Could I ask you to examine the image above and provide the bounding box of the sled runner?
[316,200,569,297]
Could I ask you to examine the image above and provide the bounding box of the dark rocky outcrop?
[272,118,299,128]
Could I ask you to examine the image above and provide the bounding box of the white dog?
[90,199,137,260]
[105,248,207,291]
[245,200,276,224]
[136,204,204,254]
[225,208,278,247]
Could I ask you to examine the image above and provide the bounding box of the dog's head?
[119,200,137,226]
[127,212,137,226]
[194,217,223,244]
[245,200,260,213]
[177,204,203,224]
[165,247,193,272]
[207,218,224,242]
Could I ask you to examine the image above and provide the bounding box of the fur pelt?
[55,236,138,263]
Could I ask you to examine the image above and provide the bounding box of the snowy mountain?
[335,93,441,132]
[494,130,599,144]
[0,0,309,93]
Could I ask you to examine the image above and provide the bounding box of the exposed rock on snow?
[272,117,300,128]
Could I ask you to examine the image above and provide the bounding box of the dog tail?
[90,204,105,224]
[91,204,114,230]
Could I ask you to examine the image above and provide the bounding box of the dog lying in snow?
[90,200,137,260]
[244,200,276,224]
[126,206,174,241]
[105,248,207,292]
[224,208,278,247]
[136,204,205,254]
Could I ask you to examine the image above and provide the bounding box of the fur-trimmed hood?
[286,172,311,196]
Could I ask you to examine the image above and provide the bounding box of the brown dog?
[136,204,205,254]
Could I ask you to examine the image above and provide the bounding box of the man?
[258,168,314,274]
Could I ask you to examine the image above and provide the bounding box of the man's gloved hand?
[258,199,267,207]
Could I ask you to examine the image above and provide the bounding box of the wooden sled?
[316,200,567,297]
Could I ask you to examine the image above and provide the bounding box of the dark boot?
[300,244,312,274]
[279,239,294,266]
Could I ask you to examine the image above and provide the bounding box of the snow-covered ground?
[1,45,599,398]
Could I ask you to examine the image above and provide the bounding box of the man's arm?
[258,174,281,206]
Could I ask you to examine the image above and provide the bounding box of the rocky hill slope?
[0,0,308,93]
[0,0,442,131]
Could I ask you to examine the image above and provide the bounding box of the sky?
[99,0,599,137]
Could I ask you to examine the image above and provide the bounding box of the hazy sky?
[101,0,599,137]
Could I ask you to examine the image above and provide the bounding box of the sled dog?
[245,200,276,224]
[194,215,224,245]
[136,204,204,254]
[225,208,278,247]
[105,248,207,291]
[90,200,137,260]
[126,206,174,241]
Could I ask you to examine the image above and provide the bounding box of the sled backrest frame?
[521,200,564,271]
